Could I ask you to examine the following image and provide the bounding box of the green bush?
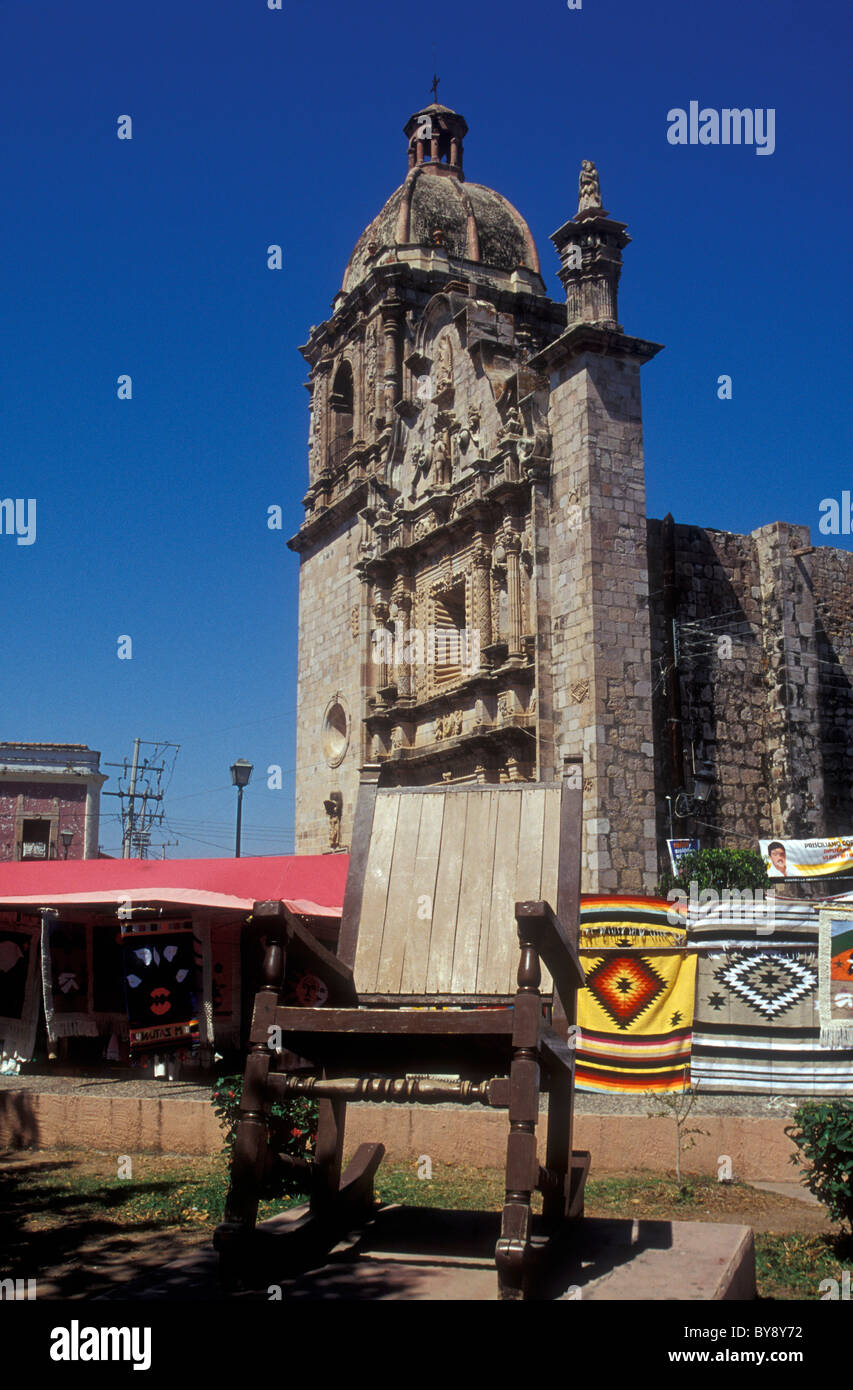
[786,1100,853,1233]
[211,1073,319,1197]
[657,847,769,899]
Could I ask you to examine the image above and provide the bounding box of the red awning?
[0,854,350,917]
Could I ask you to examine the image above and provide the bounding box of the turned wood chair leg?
[224,1050,272,1226]
[496,928,543,1300]
[216,929,285,1281]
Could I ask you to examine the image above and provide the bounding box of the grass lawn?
[1,1147,849,1299]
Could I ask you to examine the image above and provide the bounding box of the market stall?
[0,854,348,1075]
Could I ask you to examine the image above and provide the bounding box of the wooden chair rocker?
[215,759,589,1299]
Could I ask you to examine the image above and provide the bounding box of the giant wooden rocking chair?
[215,760,588,1299]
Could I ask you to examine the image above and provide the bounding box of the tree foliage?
[658,847,769,898]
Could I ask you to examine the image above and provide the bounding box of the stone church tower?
[289,97,663,890]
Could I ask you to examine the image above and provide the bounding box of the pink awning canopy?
[0,854,350,918]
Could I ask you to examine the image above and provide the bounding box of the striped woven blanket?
[576,896,695,1094]
[689,899,853,1094]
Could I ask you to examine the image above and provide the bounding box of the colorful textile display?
[690,899,853,1094]
[41,918,97,1039]
[818,908,853,1047]
[0,915,41,1060]
[576,896,696,1094]
[40,917,128,1043]
[121,921,199,1051]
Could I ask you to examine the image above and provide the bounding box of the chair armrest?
[514,899,585,1018]
[252,900,358,1005]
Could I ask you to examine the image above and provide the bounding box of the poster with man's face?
[760,838,853,879]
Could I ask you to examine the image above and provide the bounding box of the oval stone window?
[322,699,349,768]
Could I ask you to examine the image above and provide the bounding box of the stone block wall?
[808,545,853,834]
[293,514,364,855]
[548,349,657,892]
[648,519,853,861]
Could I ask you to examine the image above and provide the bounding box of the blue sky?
[0,0,850,856]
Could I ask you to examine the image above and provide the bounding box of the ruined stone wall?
[810,546,853,833]
[648,520,853,861]
[647,522,768,853]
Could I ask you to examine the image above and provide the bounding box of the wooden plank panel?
[352,792,401,992]
[515,788,553,994]
[514,788,546,903]
[373,793,427,994]
[398,793,446,994]
[477,790,522,994]
[452,791,499,994]
[425,793,469,994]
[336,769,380,969]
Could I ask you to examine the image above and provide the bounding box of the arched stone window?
[328,361,354,471]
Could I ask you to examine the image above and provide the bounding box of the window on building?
[20,818,52,860]
[432,583,468,688]
[328,361,354,471]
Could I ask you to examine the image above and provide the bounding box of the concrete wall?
[0,1090,803,1182]
[0,1088,224,1156]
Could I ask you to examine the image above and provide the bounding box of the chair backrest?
[337,764,582,1001]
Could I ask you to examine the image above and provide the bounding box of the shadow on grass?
[0,1153,227,1299]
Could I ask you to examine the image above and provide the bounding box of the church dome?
[341,100,542,294]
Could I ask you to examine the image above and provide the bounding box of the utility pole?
[103,739,180,859]
[123,738,140,859]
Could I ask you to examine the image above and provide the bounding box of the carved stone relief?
[435,710,463,741]
[434,334,454,398]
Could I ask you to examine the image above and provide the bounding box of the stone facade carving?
[434,334,453,397]
[435,710,463,741]
[364,335,377,429]
[497,404,523,440]
[498,692,514,721]
[432,431,452,487]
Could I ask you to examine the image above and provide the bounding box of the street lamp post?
[60,828,74,859]
[230,759,253,858]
